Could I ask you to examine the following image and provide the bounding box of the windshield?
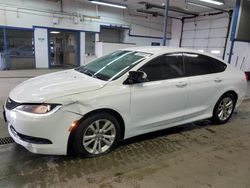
[75,50,152,81]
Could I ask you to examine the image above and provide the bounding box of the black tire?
[212,93,236,125]
[72,112,121,157]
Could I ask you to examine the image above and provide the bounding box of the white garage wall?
[177,13,230,59]
[95,42,136,58]
[34,28,49,68]
[0,0,167,39]
[227,41,250,72]
[80,32,86,66]
[123,30,168,46]
[169,19,182,47]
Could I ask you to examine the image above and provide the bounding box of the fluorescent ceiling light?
[89,0,127,9]
[211,50,221,54]
[197,49,205,53]
[199,0,224,5]
[185,54,198,57]
[50,31,60,34]
[188,2,211,9]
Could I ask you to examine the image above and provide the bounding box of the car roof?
[123,46,191,54]
[122,46,225,62]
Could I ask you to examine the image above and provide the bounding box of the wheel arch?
[213,90,238,111]
[220,90,238,102]
[67,108,126,155]
[211,90,238,124]
[212,90,238,113]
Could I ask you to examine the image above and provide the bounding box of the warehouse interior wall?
[123,30,166,46]
[0,0,170,69]
[226,41,250,72]
[169,19,182,47]
[0,0,167,38]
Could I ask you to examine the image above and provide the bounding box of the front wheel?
[72,113,121,157]
[212,93,236,124]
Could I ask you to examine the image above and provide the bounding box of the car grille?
[5,97,21,110]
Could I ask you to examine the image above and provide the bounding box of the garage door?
[181,14,230,60]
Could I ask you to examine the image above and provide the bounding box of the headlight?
[16,104,60,114]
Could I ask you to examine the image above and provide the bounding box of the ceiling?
[83,0,236,17]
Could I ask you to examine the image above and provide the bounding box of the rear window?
[183,53,227,76]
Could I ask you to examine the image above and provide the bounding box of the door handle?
[214,78,222,83]
[176,82,187,88]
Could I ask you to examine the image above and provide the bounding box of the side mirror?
[124,71,147,84]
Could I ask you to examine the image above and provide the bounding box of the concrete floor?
[0,69,250,187]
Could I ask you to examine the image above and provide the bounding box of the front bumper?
[5,106,82,155]
[9,125,52,144]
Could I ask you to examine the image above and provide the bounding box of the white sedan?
[4,47,247,157]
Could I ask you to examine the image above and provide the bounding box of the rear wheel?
[72,113,121,157]
[212,93,236,124]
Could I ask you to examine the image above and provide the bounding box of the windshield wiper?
[76,67,110,81]
[85,71,96,78]
[76,68,98,79]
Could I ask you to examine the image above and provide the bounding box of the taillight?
[245,73,248,81]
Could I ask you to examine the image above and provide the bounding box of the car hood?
[9,69,107,103]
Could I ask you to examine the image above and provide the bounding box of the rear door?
[183,53,227,119]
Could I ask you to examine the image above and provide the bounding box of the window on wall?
[85,32,95,56]
[0,29,4,53]
[2,28,35,69]
[49,30,79,68]
[100,27,126,43]
[6,29,34,57]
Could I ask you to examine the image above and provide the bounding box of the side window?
[139,53,184,82]
[211,58,227,73]
[184,53,226,76]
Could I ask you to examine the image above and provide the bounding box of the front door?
[129,53,189,135]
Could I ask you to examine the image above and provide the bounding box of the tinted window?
[139,53,184,81]
[184,53,226,76]
[212,58,227,72]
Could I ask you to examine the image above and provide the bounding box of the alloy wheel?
[82,119,116,155]
[217,97,234,121]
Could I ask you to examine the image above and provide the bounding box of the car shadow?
[120,119,213,146]
[12,119,215,160]
[9,118,220,160]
